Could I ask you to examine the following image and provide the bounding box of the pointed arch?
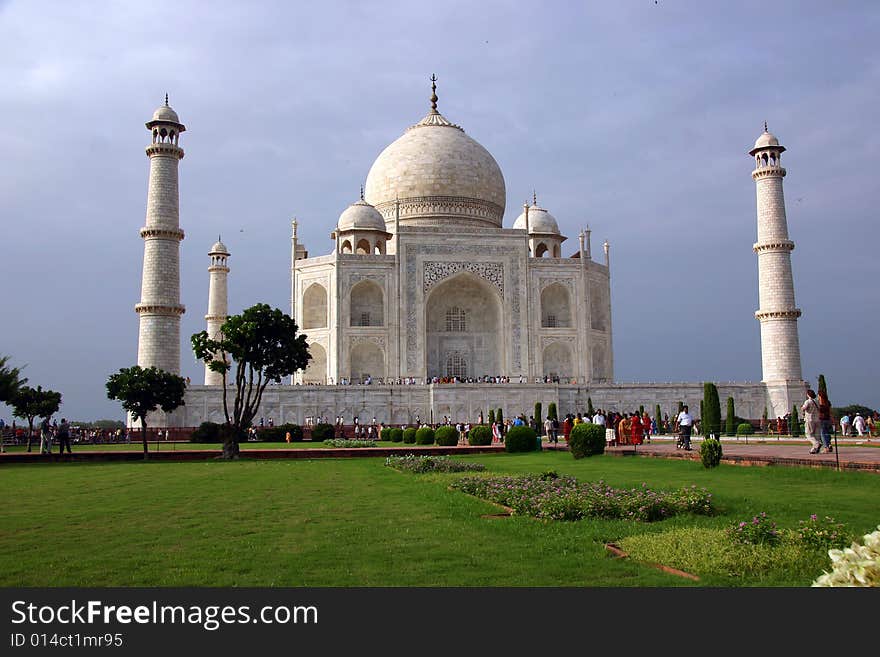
[302,283,328,329]
[541,282,572,328]
[350,280,384,327]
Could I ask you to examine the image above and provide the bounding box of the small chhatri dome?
[513,202,560,235]
[750,123,784,154]
[337,198,387,232]
[209,236,229,254]
[147,94,184,129]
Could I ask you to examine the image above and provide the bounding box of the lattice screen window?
[359,312,371,327]
[545,314,557,328]
[445,352,467,378]
[446,306,466,332]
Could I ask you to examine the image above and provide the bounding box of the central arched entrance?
[425,273,502,379]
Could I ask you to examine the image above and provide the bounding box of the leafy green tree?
[192,303,311,459]
[106,366,186,459]
[726,397,736,436]
[0,355,27,405]
[702,383,721,438]
[11,385,61,452]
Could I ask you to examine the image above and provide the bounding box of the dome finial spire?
[764,120,768,132]
[165,93,169,107]
[430,73,438,113]
[533,190,537,206]
[360,185,364,201]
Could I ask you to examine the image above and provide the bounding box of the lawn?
[1,451,878,587]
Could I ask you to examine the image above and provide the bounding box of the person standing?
[676,406,693,450]
[543,416,552,442]
[817,389,834,453]
[562,415,572,443]
[801,389,822,454]
[853,413,867,438]
[630,411,644,446]
[39,417,53,455]
[840,414,851,437]
[56,418,72,455]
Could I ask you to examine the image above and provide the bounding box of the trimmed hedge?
[389,428,404,443]
[310,423,335,441]
[505,425,537,453]
[568,422,606,458]
[259,423,303,442]
[468,424,492,446]
[415,427,435,445]
[190,421,223,443]
[736,422,754,436]
[380,427,393,441]
[403,427,417,444]
[435,425,458,446]
[700,437,723,468]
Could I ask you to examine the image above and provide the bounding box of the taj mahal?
[133,79,806,428]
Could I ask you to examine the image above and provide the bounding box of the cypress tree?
[726,397,737,436]
[790,405,801,437]
[678,401,684,414]
[488,409,495,426]
[534,402,542,424]
[818,374,828,398]
[703,382,722,438]
[700,400,705,435]
[547,402,557,421]
[655,404,663,435]
[639,404,644,416]
[496,408,503,432]
[587,397,594,417]
[762,406,768,433]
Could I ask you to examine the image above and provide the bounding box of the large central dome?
[364,90,506,230]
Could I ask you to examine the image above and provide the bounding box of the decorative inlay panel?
[423,261,504,295]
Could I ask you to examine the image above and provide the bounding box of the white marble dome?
[209,239,228,254]
[151,104,181,124]
[513,204,560,234]
[338,199,387,232]
[752,129,780,151]
[364,109,506,229]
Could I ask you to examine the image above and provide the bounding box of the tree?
[192,303,311,459]
[587,397,594,417]
[534,402,542,424]
[11,386,61,452]
[547,402,558,421]
[790,405,801,437]
[818,374,828,399]
[702,383,721,438]
[488,409,495,426]
[106,366,186,459]
[0,355,27,405]
[726,397,736,436]
[655,404,663,435]
[496,408,504,435]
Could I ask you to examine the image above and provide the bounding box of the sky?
[1,0,877,422]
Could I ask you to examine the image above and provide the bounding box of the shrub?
[310,423,335,441]
[504,425,536,453]
[390,428,404,443]
[403,427,417,444]
[812,524,880,587]
[435,425,458,446]
[790,405,801,437]
[794,515,849,552]
[190,421,223,443]
[323,439,376,448]
[568,422,606,458]
[468,424,492,446]
[726,512,780,546]
[736,422,754,436]
[702,383,721,437]
[700,437,723,468]
[267,423,303,442]
[415,427,435,445]
[380,427,392,441]
[384,454,486,473]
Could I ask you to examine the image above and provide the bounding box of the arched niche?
[302,343,327,384]
[425,273,502,379]
[350,341,384,383]
[302,283,328,329]
[542,341,573,379]
[541,282,572,327]
[350,280,384,327]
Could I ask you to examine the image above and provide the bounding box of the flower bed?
[322,439,378,448]
[450,473,714,522]
[384,454,486,474]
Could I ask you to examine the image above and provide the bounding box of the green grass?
[1,441,405,452]
[1,451,878,587]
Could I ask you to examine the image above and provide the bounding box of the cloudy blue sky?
[1,0,877,422]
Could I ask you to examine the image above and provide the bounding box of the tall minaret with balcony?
[204,238,230,385]
[136,96,186,375]
[750,124,803,410]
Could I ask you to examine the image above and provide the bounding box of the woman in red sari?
[630,412,644,445]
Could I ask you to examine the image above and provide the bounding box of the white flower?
[812,525,880,587]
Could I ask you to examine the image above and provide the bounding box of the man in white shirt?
[676,405,693,451]
[592,411,605,427]
[853,413,867,437]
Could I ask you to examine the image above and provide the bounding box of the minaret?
[204,238,230,385]
[749,124,803,395]
[136,96,185,374]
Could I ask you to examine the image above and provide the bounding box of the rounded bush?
[700,437,723,468]
[736,422,754,436]
[505,426,537,453]
[380,427,393,441]
[389,428,404,443]
[190,421,222,443]
[468,425,492,446]
[435,426,458,446]
[415,427,436,445]
[403,427,417,444]
[310,423,335,441]
[568,422,606,458]
[276,423,303,442]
